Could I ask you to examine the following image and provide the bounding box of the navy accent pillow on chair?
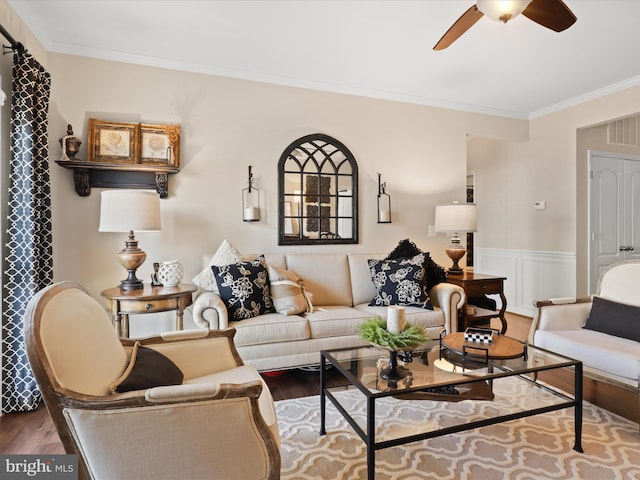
[111,343,184,394]
[212,255,274,321]
[583,296,640,342]
[368,254,433,309]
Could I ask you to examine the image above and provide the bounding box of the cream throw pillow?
[192,240,242,292]
[268,265,313,315]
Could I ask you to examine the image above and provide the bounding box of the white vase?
[157,260,183,287]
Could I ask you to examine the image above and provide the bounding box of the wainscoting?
[474,248,576,318]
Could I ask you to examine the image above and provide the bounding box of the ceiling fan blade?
[433,5,484,50]
[522,0,577,32]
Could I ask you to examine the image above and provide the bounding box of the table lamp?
[434,202,477,274]
[99,190,161,290]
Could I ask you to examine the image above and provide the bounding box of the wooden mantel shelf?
[56,160,180,198]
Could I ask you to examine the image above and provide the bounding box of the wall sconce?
[434,202,477,274]
[242,165,260,222]
[377,173,391,223]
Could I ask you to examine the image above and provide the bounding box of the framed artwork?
[87,119,139,163]
[140,123,181,167]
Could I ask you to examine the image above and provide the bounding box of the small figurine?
[59,124,82,160]
[151,262,163,286]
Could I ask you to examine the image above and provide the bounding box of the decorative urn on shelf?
[59,124,82,160]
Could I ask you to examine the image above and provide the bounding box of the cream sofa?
[192,253,465,372]
[529,260,640,424]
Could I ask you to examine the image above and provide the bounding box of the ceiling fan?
[433,0,577,50]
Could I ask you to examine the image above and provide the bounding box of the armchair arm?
[528,297,593,344]
[429,282,466,333]
[59,379,264,407]
[144,380,262,404]
[192,291,229,330]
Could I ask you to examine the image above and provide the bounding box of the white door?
[589,152,640,292]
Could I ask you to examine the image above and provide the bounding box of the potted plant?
[359,317,428,380]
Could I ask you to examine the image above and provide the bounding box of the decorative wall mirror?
[278,133,358,245]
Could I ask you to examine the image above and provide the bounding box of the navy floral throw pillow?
[368,254,433,309]
[211,256,274,320]
[386,238,447,291]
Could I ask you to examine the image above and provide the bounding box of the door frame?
[588,149,640,292]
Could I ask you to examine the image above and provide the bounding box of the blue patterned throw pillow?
[211,256,274,320]
[368,254,433,309]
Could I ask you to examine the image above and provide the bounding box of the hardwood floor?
[0,313,532,455]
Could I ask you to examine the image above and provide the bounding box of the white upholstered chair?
[24,282,280,480]
[529,260,640,425]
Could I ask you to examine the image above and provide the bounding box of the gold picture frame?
[140,123,181,167]
[87,119,139,163]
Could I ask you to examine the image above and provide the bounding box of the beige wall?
[45,53,528,308]
[4,0,640,328]
[468,89,640,296]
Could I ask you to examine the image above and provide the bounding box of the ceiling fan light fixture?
[477,0,532,23]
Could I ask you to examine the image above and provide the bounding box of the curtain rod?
[0,24,25,54]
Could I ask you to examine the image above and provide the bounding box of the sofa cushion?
[348,253,386,306]
[355,304,445,330]
[268,265,313,315]
[305,306,370,339]
[110,343,184,394]
[192,239,242,292]
[583,296,640,342]
[212,256,274,320]
[534,329,640,384]
[285,254,353,306]
[368,254,433,309]
[230,312,309,346]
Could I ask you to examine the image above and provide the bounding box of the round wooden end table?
[101,283,197,338]
[440,332,526,369]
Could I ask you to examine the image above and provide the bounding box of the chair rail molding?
[474,248,576,317]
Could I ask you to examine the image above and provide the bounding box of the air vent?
[607,117,637,146]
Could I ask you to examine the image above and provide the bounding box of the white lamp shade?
[477,0,532,22]
[434,203,477,233]
[99,190,161,232]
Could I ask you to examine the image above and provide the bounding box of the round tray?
[441,333,525,360]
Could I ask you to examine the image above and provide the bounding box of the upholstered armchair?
[24,282,280,480]
[529,260,640,425]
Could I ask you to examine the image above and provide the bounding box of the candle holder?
[242,165,260,222]
[359,316,428,381]
[377,173,391,223]
[380,350,410,380]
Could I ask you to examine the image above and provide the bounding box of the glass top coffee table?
[320,334,583,480]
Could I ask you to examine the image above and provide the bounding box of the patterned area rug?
[275,377,640,479]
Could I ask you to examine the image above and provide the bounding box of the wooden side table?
[101,284,198,338]
[445,272,508,334]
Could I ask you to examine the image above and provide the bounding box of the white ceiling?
[8,0,640,119]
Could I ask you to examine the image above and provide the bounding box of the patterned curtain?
[1,52,52,413]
